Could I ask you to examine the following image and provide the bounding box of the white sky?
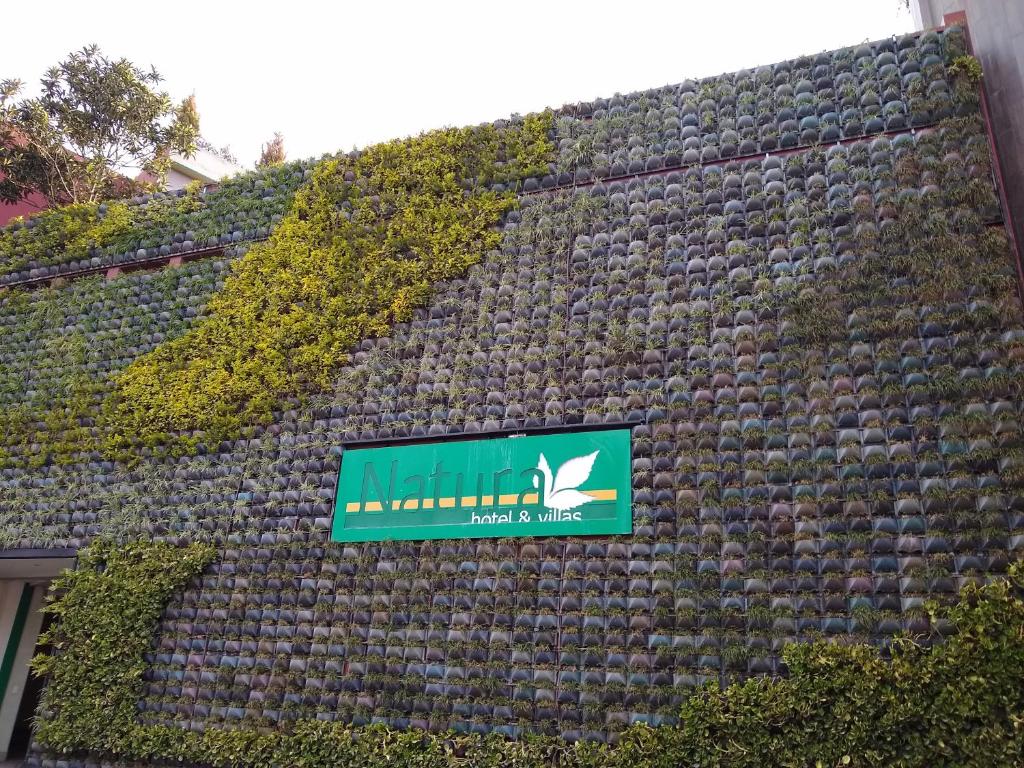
[4,0,915,168]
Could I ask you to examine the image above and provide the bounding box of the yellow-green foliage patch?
[0,184,207,276]
[0,201,134,275]
[103,115,553,458]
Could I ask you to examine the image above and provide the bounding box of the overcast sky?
[4,0,915,168]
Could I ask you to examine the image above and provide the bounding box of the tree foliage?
[0,44,200,206]
[257,131,286,167]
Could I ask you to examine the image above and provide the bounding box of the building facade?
[0,21,1020,767]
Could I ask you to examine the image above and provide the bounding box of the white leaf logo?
[536,450,599,511]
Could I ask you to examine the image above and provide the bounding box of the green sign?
[332,428,632,542]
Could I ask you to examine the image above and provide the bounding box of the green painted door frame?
[0,584,33,705]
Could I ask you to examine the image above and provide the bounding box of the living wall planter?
[0,23,1020,768]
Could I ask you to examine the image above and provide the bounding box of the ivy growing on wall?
[0,262,212,471]
[0,315,100,469]
[0,164,313,279]
[0,115,553,468]
[102,114,554,459]
[31,540,216,755]
[0,183,209,277]
[32,541,1024,767]
[0,201,137,276]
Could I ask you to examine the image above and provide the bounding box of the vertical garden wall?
[0,24,1021,768]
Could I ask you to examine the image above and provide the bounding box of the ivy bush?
[0,164,305,279]
[102,115,554,458]
[0,200,137,275]
[32,541,1024,768]
[31,540,216,755]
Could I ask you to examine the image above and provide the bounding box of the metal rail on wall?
[520,122,947,199]
[0,239,264,292]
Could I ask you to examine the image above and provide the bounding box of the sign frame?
[331,424,634,543]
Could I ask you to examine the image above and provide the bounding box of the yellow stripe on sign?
[387,498,436,511]
[351,501,381,512]
[344,490,613,513]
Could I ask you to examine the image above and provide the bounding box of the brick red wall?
[0,172,49,227]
